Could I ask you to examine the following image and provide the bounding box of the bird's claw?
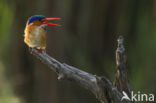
[37,48,42,54]
[29,48,42,54]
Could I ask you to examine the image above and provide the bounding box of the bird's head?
[27,15,61,26]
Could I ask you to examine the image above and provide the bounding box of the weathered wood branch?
[30,36,133,103]
[114,36,131,96]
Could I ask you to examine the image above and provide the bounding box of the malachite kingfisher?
[24,15,61,54]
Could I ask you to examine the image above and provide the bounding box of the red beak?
[41,18,61,26]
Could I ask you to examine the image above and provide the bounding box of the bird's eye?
[39,18,42,21]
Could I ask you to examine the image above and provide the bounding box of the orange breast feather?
[24,22,46,49]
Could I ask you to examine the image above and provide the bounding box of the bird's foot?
[29,48,34,54]
[37,48,42,54]
[30,50,34,54]
[29,48,42,54]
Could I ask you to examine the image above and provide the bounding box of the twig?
[30,36,132,103]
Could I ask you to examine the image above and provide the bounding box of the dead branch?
[30,36,133,103]
[114,36,131,96]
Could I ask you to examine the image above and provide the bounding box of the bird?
[24,15,61,54]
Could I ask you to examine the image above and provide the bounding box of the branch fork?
[30,36,133,103]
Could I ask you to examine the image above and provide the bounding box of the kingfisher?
[24,15,61,53]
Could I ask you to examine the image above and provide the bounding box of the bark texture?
[30,36,133,103]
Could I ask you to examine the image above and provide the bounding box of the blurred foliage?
[0,1,16,103]
[0,0,14,54]
[0,0,155,103]
[0,62,20,103]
